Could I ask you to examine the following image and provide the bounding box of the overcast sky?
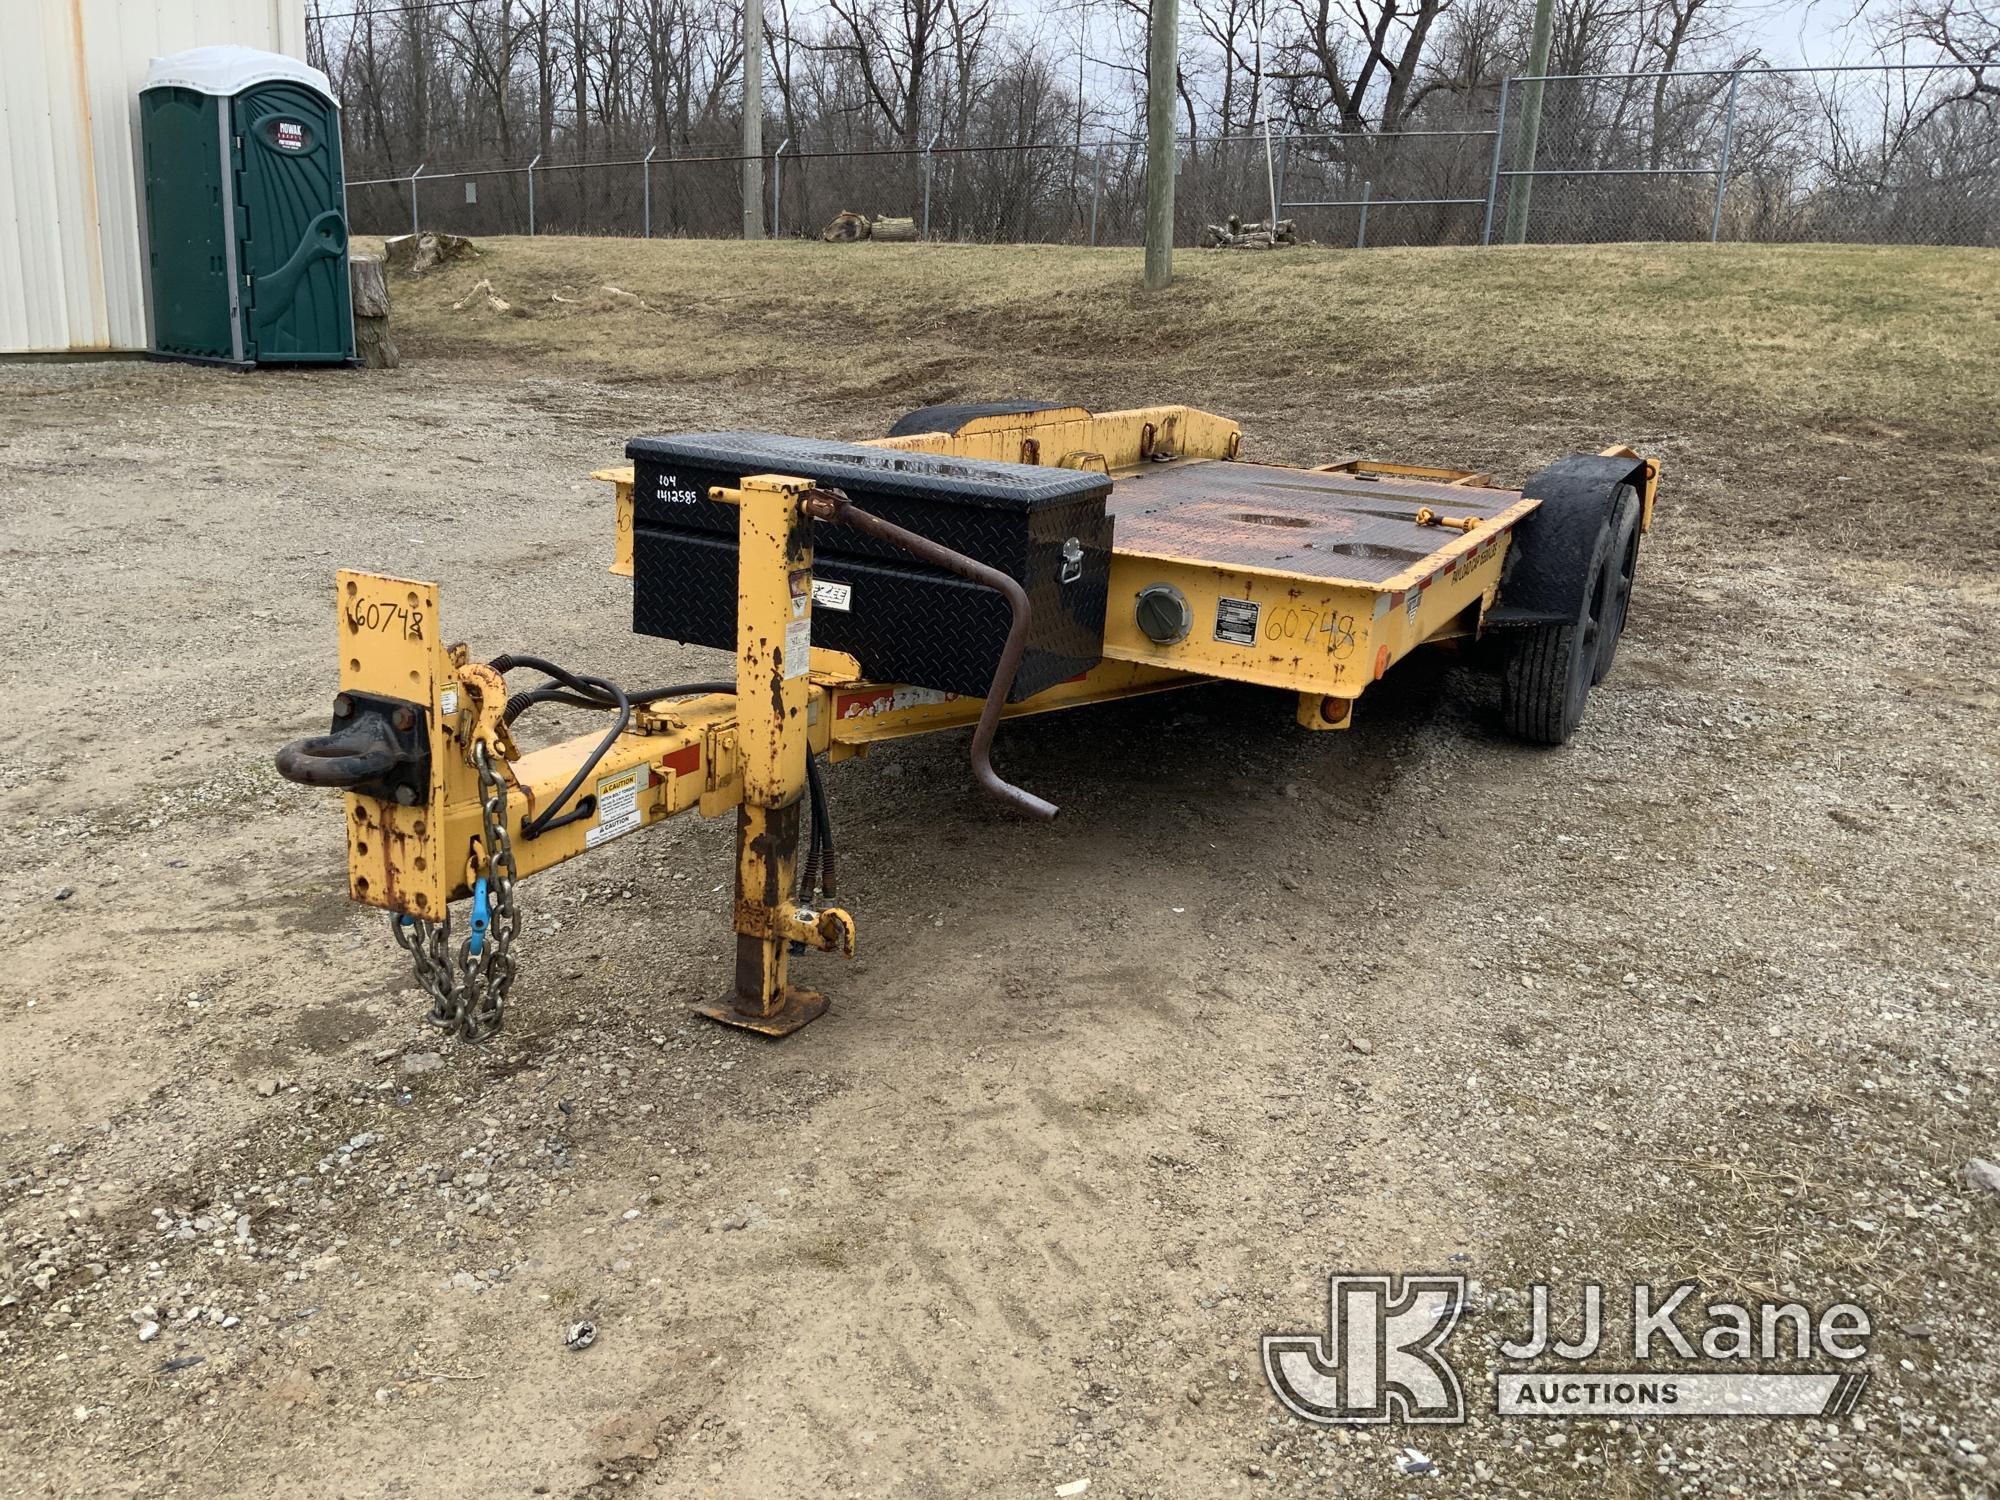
[1742,0,1892,66]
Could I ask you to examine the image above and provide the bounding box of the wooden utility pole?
[1143,0,1179,289]
[742,0,766,239]
[1502,0,1555,245]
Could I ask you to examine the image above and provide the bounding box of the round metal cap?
[1135,583,1193,645]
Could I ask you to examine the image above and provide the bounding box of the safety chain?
[390,912,457,1021]
[387,740,523,1043]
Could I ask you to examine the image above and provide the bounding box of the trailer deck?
[1108,458,1517,585]
[599,408,1562,721]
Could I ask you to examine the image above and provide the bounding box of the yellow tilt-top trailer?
[278,403,1659,1041]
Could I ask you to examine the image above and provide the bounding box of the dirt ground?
[1,241,1996,1499]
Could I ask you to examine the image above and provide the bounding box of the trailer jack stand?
[694,802,859,1036]
[694,475,861,1036]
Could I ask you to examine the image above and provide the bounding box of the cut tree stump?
[870,215,918,242]
[383,231,477,275]
[348,254,398,368]
[822,209,870,242]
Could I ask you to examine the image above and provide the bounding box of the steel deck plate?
[1109,459,1524,585]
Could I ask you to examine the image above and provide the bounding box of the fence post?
[921,142,934,239]
[1089,159,1101,246]
[527,153,541,235]
[1262,117,1281,230]
[1275,135,1291,216]
[1481,80,1509,247]
[1356,180,1372,248]
[1709,69,1742,244]
[643,145,657,238]
[772,137,790,238]
[408,162,426,238]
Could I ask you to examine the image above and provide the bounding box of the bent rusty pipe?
[275,725,398,788]
[806,489,1058,822]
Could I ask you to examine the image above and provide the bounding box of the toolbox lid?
[625,432,1111,514]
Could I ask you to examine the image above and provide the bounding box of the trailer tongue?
[278,403,1657,1042]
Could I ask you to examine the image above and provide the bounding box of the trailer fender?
[1489,453,1651,627]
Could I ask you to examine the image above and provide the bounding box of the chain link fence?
[346,64,1997,250]
[1488,63,1997,246]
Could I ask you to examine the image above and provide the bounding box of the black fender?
[1489,454,1650,626]
[887,400,1078,438]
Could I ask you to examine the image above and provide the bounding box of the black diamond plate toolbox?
[626,432,1114,702]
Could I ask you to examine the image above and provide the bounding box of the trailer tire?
[1592,486,1642,684]
[886,400,1071,439]
[1500,513,1615,746]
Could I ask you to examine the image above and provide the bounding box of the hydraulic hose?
[488,659,738,837]
[487,654,630,838]
[501,678,738,724]
[798,752,837,903]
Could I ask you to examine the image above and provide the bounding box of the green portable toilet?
[140,46,353,368]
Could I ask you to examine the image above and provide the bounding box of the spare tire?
[887,400,1071,438]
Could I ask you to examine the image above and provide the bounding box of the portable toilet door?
[141,46,354,368]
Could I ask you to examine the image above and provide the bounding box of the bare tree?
[307,0,1995,247]
[442,0,525,157]
[823,0,950,203]
[1191,0,1274,131]
[1889,0,1997,103]
[1273,0,1454,132]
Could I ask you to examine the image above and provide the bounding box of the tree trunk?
[349,255,398,368]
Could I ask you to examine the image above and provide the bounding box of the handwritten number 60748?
[346,602,425,640]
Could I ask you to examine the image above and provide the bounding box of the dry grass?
[371,236,2000,563]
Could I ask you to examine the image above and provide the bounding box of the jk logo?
[1262,1274,1467,1424]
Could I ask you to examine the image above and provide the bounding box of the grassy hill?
[373,237,2000,564]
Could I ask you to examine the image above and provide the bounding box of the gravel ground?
[0,340,1994,1500]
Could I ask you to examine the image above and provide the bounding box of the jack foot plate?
[691,986,830,1037]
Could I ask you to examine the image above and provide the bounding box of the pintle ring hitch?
[275,724,398,787]
[275,691,432,804]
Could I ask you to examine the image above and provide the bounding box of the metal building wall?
[1,0,307,354]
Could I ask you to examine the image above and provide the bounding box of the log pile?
[382,231,479,275]
[1199,214,1298,250]
[820,211,920,243]
[348,254,398,368]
